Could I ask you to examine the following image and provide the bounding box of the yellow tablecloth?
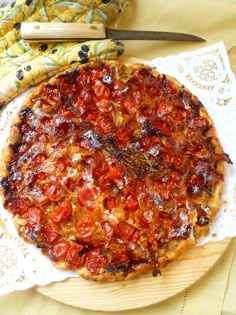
[1,0,236,314]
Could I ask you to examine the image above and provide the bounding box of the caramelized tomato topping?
[2,61,232,278]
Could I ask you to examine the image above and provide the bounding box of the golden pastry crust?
[0,60,231,281]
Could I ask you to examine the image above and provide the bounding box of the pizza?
[0,60,232,281]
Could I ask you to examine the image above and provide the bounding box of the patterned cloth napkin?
[0,0,127,106]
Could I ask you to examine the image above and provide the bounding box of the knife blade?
[21,22,205,42]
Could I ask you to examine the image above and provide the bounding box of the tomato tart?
[0,60,232,280]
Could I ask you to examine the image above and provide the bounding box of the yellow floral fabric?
[0,0,127,106]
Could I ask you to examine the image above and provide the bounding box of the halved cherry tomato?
[26,206,43,227]
[38,133,50,144]
[81,109,98,123]
[154,182,173,201]
[74,96,86,110]
[44,83,59,102]
[97,174,112,191]
[64,178,75,191]
[56,159,67,172]
[50,201,72,224]
[48,239,70,262]
[115,125,132,144]
[193,116,209,129]
[95,99,111,112]
[85,248,108,275]
[93,80,111,100]
[60,109,74,119]
[108,162,122,179]
[123,99,138,115]
[118,221,136,241]
[6,198,29,216]
[125,194,139,213]
[92,153,107,178]
[80,87,93,103]
[65,243,85,269]
[78,188,96,211]
[32,152,46,164]
[103,196,117,211]
[156,100,173,116]
[140,135,151,150]
[55,120,74,138]
[78,138,92,150]
[154,119,171,135]
[43,182,64,201]
[76,215,96,239]
[56,157,73,172]
[96,115,112,134]
[40,223,60,245]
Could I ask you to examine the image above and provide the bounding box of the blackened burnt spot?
[106,261,129,275]
[106,263,117,274]
[10,141,22,154]
[19,107,34,120]
[152,268,161,277]
[0,177,10,194]
[56,67,80,79]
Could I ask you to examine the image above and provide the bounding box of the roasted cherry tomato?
[43,83,59,102]
[56,157,73,172]
[97,174,112,191]
[85,248,108,275]
[96,115,112,134]
[118,221,136,241]
[92,153,108,178]
[108,162,122,179]
[125,194,139,212]
[43,182,64,201]
[26,206,43,227]
[95,99,111,112]
[103,196,118,211]
[76,215,96,239]
[78,188,96,211]
[65,243,85,269]
[123,99,138,115]
[93,80,111,100]
[50,201,72,224]
[48,239,70,262]
[40,223,60,245]
[115,125,132,144]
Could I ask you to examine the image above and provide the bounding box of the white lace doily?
[0,41,236,296]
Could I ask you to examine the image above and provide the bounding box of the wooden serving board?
[36,47,236,312]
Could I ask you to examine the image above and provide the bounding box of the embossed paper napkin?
[0,42,236,296]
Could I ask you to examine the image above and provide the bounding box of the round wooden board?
[36,50,236,311]
[36,239,231,311]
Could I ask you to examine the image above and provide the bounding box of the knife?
[21,22,205,42]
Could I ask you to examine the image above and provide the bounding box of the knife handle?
[21,22,106,41]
